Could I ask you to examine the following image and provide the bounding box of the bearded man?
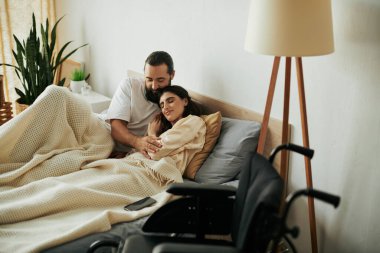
[107,51,174,159]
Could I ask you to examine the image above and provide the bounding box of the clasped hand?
[138,114,162,159]
[137,135,162,159]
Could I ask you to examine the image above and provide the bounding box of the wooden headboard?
[127,70,290,173]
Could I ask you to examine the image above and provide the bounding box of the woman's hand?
[134,135,162,159]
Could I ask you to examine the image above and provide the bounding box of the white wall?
[56,0,380,252]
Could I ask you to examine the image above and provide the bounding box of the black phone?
[124,197,157,211]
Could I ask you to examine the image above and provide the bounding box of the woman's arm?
[148,115,205,160]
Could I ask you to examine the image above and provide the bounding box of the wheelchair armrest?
[143,183,235,235]
[87,239,120,253]
[167,182,236,198]
[153,243,238,253]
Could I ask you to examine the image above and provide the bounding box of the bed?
[0,67,290,253]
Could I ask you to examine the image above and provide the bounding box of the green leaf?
[13,35,25,55]
[54,43,88,70]
[57,78,66,86]
[50,15,65,56]
[15,87,28,104]
[53,41,73,68]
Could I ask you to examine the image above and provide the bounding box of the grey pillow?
[194,117,261,184]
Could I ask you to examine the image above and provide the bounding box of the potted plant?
[0,13,87,113]
[70,68,90,94]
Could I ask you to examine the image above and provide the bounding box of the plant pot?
[70,80,87,94]
[0,75,13,124]
[15,98,29,114]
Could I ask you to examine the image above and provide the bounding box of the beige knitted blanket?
[0,86,205,253]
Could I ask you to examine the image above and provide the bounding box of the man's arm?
[110,119,162,159]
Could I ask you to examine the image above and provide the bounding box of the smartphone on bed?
[124,197,157,211]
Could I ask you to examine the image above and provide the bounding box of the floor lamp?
[244,1,334,253]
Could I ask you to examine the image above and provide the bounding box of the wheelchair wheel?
[276,236,296,253]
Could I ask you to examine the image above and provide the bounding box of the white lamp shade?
[245,0,334,57]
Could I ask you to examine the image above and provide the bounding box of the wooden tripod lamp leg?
[296,57,318,253]
[257,56,281,154]
[280,57,291,181]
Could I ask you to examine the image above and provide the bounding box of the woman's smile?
[164,110,172,116]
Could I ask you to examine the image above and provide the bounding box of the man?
[107,51,175,158]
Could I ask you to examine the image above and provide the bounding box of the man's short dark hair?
[144,51,174,75]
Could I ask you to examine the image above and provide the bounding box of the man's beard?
[145,80,171,103]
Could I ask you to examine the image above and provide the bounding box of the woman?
[145,85,205,175]
[0,85,206,252]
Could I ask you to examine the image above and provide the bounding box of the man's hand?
[134,135,162,159]
[110,119,162,159]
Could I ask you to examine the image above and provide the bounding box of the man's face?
[144,64,174,103]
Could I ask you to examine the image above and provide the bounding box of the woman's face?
[159,91,188,125]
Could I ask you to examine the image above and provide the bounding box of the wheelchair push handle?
[284,188,340,218]
[269,143,314,164]
[304,188,340,208]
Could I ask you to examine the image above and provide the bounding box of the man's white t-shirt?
[106,77,160,151]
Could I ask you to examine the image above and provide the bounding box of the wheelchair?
[88,143,340,253]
